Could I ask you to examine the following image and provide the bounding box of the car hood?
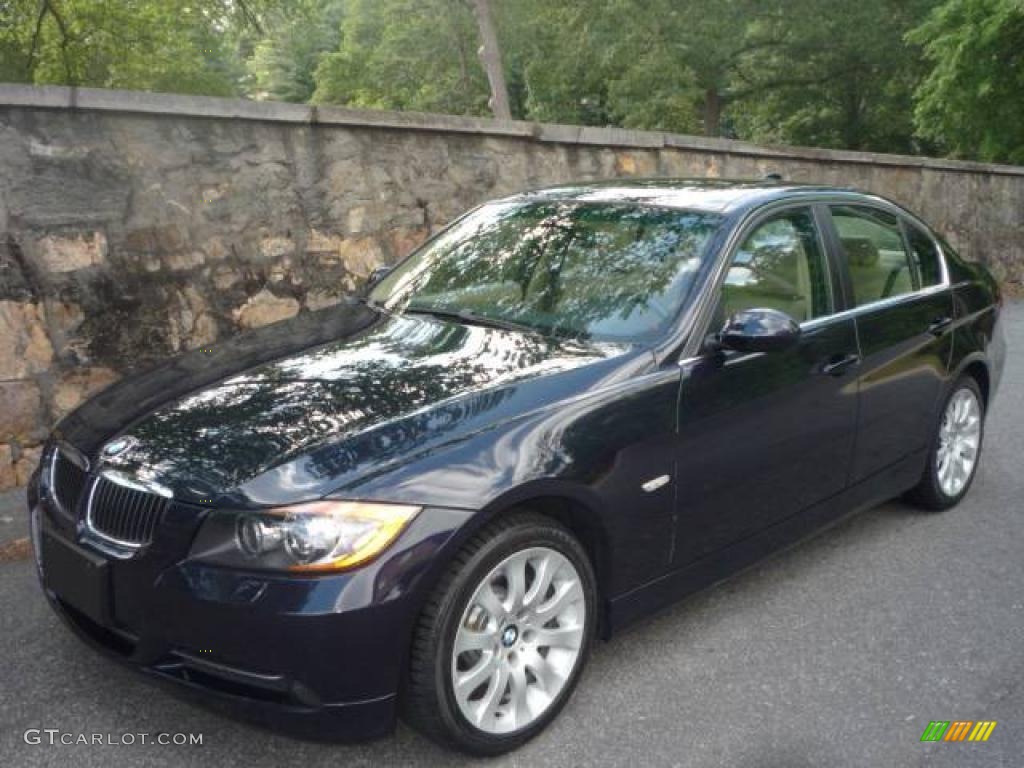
[59,305,642,506]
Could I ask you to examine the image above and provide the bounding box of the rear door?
[824,204,954,482]
[672,204,860,567]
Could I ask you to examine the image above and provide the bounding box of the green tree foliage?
[732,0,939,153]
[621,0,800,137]
[909,0,1024,163]
[247,0,345,103]
[494,0,941,146]
[501,0,702,131]
[0,0,268,95]
[497,0,785,135]
[312,0,489,115]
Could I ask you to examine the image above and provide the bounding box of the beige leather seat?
[842,237,912,304]
[721,241,812,322]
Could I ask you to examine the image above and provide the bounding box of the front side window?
[370,201,723,342]
[905,221,944,287]
[831,205,914,306]
[719,207,832,324]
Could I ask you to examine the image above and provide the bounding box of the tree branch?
[24,0,47,78]
[41,0,75,84]
[726,73,836,103]
[234,0,264,35]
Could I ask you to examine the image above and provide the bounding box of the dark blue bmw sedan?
[30,180,1005,754]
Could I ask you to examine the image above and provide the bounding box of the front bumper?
[31,496,472,741]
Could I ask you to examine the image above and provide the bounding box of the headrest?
[841,237,879,267]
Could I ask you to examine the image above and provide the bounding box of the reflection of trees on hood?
[114,313,608,490]
[304,386,518,482]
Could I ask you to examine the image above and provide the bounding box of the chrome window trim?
[799,282,958,331]
[677,193,956,360]
[901,216,951,289]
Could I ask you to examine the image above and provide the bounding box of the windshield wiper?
[403,305,541,336]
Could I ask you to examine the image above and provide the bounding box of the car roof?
[509,178,866,216]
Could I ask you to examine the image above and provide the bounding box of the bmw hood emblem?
[102,436,136,458]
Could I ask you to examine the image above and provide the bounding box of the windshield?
[369,200,722,342]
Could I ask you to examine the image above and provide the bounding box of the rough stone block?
[337,237,386,278]
[32,231,107,272]
[259,235,295,260]
[0,444,15,490]
[165,251,205,271]
[385,227,430,261]
[0,238,36,302]
[212,266,241,290]
[166,286,219,352]
[0,301,54,379]
[123,225,188,253]
[14,444,42,486]
[0,381,44,442]
[45,300,84,336]
[233,288,300,329]
[305,290,345,311]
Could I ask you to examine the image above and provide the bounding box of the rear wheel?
[403,513,596,755]
[906,376,985,510]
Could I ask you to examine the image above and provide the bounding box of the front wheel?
[403,514,596,755]
[906,376,985,510]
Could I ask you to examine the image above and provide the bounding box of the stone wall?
[1,84,1023,489]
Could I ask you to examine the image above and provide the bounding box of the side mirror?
[714,308,801,354]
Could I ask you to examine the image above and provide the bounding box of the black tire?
[402,512,597,755]
[905,375,985,511]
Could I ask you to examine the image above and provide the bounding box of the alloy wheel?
[936,387,982,497]
[451,546,586,735]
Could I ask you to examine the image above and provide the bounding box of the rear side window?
[720,207,832,323]
[904,222,944,287]
[830,206,914,306]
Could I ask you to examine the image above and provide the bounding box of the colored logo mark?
[920,720,997,742]
[102,436,135,457]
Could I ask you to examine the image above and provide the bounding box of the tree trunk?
[703,87,722,137]
[842,85,864,150]
[472,0,512,120]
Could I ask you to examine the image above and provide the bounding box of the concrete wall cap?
[2,84,1022,177]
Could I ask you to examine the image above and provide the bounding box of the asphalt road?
[2,303,1022,768]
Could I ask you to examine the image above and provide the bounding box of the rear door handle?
[821,353,861,377]
[928,316,953,336]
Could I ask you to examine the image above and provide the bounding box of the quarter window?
[720,208,832,324]
[905,222,944,287]
[831,206,914,306]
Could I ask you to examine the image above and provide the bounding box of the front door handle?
[821,353,861,377]
[928,316,953,336]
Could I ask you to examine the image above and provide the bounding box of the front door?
[673,205,860,567]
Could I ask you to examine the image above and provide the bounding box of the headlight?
[189,501,421,573]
